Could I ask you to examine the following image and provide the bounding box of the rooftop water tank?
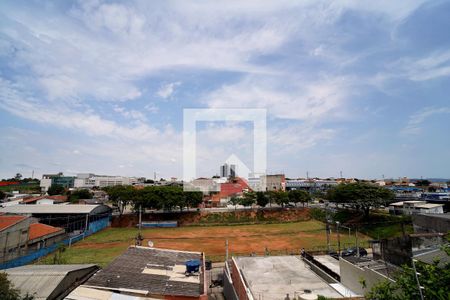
[185,259,201,273]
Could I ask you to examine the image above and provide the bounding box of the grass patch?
[36,220,371,265]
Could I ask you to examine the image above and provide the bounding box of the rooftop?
[343,256,398,278]
[414,248,450,268]
[85,246,205,297]
[5,264,98,300]
[234,256,343,299]
[28,223,64,240]
[0,215,27,231]
[415,203,444,209]
[0,204,110,215]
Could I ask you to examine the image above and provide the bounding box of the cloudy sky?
[1,0,450,180]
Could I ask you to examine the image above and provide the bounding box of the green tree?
[0,272,34,300]
[416,179,431,187]
[268,191,289,207]
[184,191,203,209]
[47,184,65,196]
[14,173,22,181]
[288,189,311,207]
[69,189,93,203]
[103,185,136,215]
[326,183,394,218]
[256,191,269,207]
[240,192,256,208]
[367,246,450,300]
[229,196,240,210]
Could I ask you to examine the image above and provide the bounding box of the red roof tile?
[21,195,68,204]
[218,177,251,199]
[0,215,27,231]
[28,223,64,240]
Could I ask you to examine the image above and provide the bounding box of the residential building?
[339,257,396,296]
[389,200,444,215]
[80,246,207,299]
[225,255,353,300]
[188,178,220,194]
[5,264,99,300]
[20,195,68,205]
[247,176,263,192]
[261,174,286,191]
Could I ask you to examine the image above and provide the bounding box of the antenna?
[340,170,343,178]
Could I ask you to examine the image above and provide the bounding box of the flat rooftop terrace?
[234,256,343,300]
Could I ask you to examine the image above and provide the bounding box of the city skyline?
[1,1,450,179]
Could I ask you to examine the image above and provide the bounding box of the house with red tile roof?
[205,177,252,207]
[28,223,66,250]
[20,195,68,205]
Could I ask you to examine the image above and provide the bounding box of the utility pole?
[355,226,359,257]
[336,221,341,256]
[225,239,229,262]
[139,205,142,234]
[325,203,330,253]
[326,222,330,253]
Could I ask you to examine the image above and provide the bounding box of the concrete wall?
[223,262,239,300]
[339,258,394,295]
[230,258,250,300]
[412,214,450,233]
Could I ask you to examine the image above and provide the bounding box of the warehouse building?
[0,204,111,234]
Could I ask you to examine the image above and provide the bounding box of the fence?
[206,240,371,262]
[0,217,110,269]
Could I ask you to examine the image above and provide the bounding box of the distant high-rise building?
[220,163,237,178]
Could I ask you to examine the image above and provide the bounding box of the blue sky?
[1,0,450,180]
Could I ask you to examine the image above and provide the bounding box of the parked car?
[341,247,368,257]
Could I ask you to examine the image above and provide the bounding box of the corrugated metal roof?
[0,204,108,214]
[86,246,204,297]
[6,264,98,300]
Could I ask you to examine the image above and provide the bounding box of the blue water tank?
[185,259,201,273]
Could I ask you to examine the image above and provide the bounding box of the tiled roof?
[28,223,64,240]
[86,246,204,297]
[0,215,27,231]
[219,177,251,198]
[21,195,68,204]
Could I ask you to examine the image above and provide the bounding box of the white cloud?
[0,78,164,141]
[402,106,450,135]
[204,75,350,121]
[113,105,147,122]
[393,50,450,82]
[157,82,180,99]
